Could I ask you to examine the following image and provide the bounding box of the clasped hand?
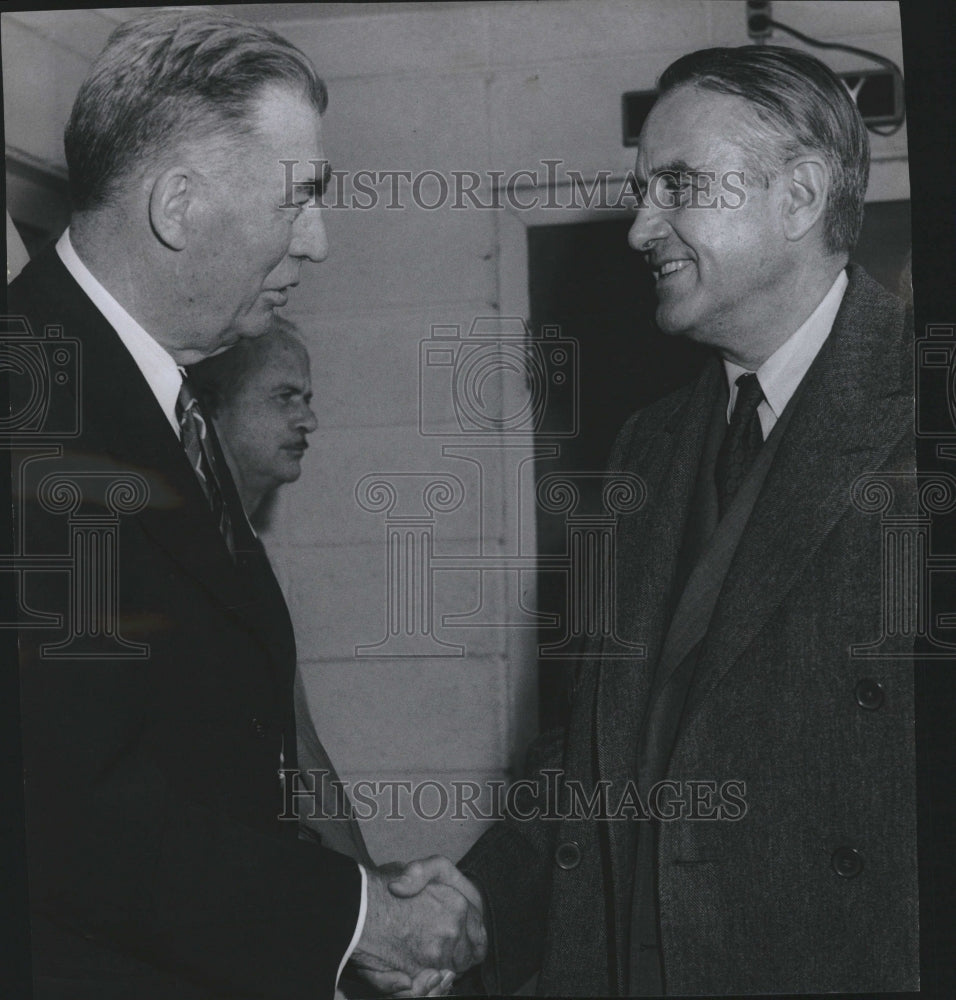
[350,855,485,997]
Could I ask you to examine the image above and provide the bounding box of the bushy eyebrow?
[288,160,334,201]
[634,158,709,183]
[316,159,333,194]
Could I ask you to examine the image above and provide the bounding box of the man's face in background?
[215,333,319,502]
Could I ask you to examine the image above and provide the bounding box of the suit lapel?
[37,249,289,669]
[681,267,911,724]
[75,289,242,594]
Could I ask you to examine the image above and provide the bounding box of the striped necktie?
[176,376,235,556]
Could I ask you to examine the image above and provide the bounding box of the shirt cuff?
[335,862,368,989]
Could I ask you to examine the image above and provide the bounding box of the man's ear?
[148,166,196,251]
[781,155,829,242]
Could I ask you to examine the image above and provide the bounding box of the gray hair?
[658,46,870,255]
[65,7,327,211]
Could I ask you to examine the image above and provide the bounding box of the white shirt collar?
[724,269,849,436]
[56,228,183,436]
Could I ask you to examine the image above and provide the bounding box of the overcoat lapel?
[681,266,911,725]
[596,362,724,771]
[646,371,801,711]
[593,359,723,959]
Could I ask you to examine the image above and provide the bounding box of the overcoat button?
[251,718,268,738]
[855,678,885,711]
[555,841,581,870]
[832,846,864,878]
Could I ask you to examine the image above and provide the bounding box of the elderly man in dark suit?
[189,320,375,868]
[398,45,917,996]
[8,9,482,999]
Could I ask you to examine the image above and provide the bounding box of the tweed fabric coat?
[460,266,919,996]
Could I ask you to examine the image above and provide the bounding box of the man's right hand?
[349,857,486,987]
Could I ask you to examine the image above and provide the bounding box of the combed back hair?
[65,7,327,211]
[189,316,306,417]
[658,45,870,255]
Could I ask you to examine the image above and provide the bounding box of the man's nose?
[291,206,329,263]
[628,201,669,253]
[295,402,319,434]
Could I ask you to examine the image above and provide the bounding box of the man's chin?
[238,321,274,341]
[230,305,283,342]
[276,460,303,483]
[655,306,690,338]
[656,295,712,341]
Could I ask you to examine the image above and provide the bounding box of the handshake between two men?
[351,856,487,997]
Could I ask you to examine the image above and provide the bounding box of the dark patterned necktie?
[176,376,235,556]
[715,372,765,518]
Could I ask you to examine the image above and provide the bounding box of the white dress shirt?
[56,228,368,984]
[724,269,849,438]
[56,229,183,436]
